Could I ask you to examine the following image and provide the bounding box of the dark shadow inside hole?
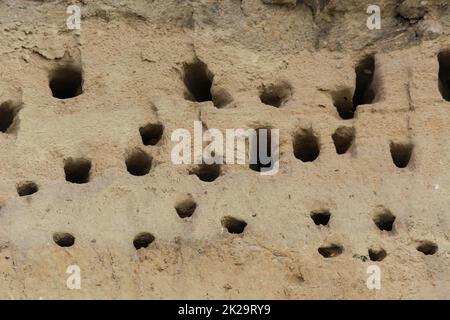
[183,59,213,102]
[332,55,375,120]
[318,244,343,258]
[332,126,355,155]
[353,55,375,108]
[126,149,152,176]
[221,216,247,234]
[259,82,292,108]
[190,164,221,182]
[53,232,75,247]
[139,123,164,146]
[368,247,387,261]
[417,241,438,255]
[293,129,320,162]
[133,232,155,250]
[17,181,38,197]
[372,207,396,231]
[249,128,272,172]
[49,65,83,99]
[390,142,413,168]
[64,158,91,184]
[438,51,450,101]
[310,210,331,226]
[332,89,354,119]
[175,198,197,218]
[0,101,20,133]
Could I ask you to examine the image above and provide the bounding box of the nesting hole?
[372,207,396,231]
[249,128,273,172]
[293,129,320,162]
[126,149,152,176]
[331,55,375,119]
[438,51,450,101]
[190,164,221,182]
[259,82,292,108]
[133,232,155,250]
[318,244,343,258]
[53,232,75,247]
[139,123,164,146]
[416,241,438,255]
[175,198,197,218]
[49,64,83,99]
[183,59,213,103]
[353,55,376,108]
[17,181,38,197]
[390,142,413,168]
[332,89,354,119]
[0,101,21,133]
[368,247,387,261]
[64,158,91,184]
[310,210,331,226]
[332,126,355,155]
[221,216,247,234]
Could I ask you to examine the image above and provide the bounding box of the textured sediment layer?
[0,0,448,299]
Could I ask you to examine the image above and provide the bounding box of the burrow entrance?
[126,149,152,176]
[183,59,232,108]
[293,129,320,162]
[133,232,155,250]
[416,241,438,255]
[390,142,413,168]
[259,82,292,108]
[183,59,213,103]
[53,232,75,247]
[438,51,450,101]
[64,158,91,184]
[17,181,38,197]
[221,216,247,234]
[49,64,83,99]
[175,197,197,218]
[310,210,331,226]
[353,55,376,108]
[190,164,221,182]
[332,126,355,155]
[372,206,396,231]
[332,55,376,119]
[140,123,164,146]
[368,247,387,261]
[0,101,21,133]
[332,88,354,119]
[318,244,343,258]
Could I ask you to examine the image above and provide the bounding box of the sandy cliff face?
[0,0,448,299]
